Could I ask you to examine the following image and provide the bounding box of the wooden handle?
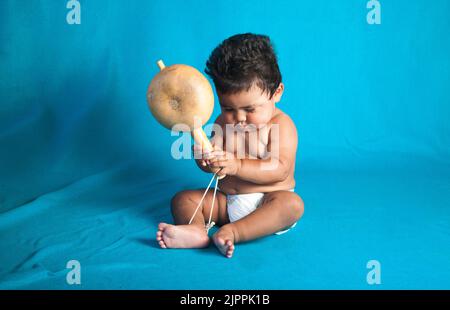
[157,60,165,70]
[192,128,226,179]
[192,128,214,153]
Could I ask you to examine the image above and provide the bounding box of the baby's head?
[205,33,284,128]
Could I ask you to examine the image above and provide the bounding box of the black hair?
[205,33,282,98]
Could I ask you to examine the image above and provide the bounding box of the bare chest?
[221,125,271,159]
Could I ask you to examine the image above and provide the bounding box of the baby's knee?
[170,190,204,213]
[290,195,304,222]
[170,190,193,212]
[278,194,304,223]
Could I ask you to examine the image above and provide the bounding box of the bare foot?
[213,225,236,258]
[156,223,210,249]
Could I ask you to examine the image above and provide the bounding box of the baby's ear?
[273,83,284,103]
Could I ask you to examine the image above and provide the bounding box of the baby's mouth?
[235,123,257,132]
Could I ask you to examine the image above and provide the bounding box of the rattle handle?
[157,60,166,70]
[192,128,214,153]
[192,128,226,179]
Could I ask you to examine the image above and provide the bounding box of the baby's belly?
[218,174,296,195]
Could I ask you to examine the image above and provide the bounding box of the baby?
[156,33,304,258]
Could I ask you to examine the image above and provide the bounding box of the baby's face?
[218,83,284,129]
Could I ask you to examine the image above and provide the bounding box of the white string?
[188,171,216,225]
[188,170,221,233]
[205,176,219,232]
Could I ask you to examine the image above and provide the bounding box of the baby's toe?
[226,241,234,258]
[226,240,234,249]
[159,240,167,249]
[158,223,168,231]
[217,237,226,246]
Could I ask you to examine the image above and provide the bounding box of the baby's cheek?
[249,114,271,126]
[224,114,234,123]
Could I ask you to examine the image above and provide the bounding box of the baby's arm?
[219,114,297,184]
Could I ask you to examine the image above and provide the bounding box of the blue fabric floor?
[1,160,449,289]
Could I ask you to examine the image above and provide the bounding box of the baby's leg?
[156,189,228,249]
[213,191,304,258]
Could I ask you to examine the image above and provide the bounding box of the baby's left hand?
[208,150,241,177]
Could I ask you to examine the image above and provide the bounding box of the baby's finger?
[213,145,224,153]
[203,152,215,160]
[208,161,220,168]
[210,150,225,157]
[208,156,220,164]
[214,158,229,165]
[216,168,226,177]
[209,161,223,169]
[209,158,224,167]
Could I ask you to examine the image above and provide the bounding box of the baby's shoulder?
[269,109,298,147]
[270,109,297,131]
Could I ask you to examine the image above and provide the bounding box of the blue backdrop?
[0,0,449,289]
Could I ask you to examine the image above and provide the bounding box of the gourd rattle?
[147,60,215,154]
[146,60,223,232]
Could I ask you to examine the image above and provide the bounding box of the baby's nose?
[236,111,246,123]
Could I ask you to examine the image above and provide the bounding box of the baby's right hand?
[193,144,222,170]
